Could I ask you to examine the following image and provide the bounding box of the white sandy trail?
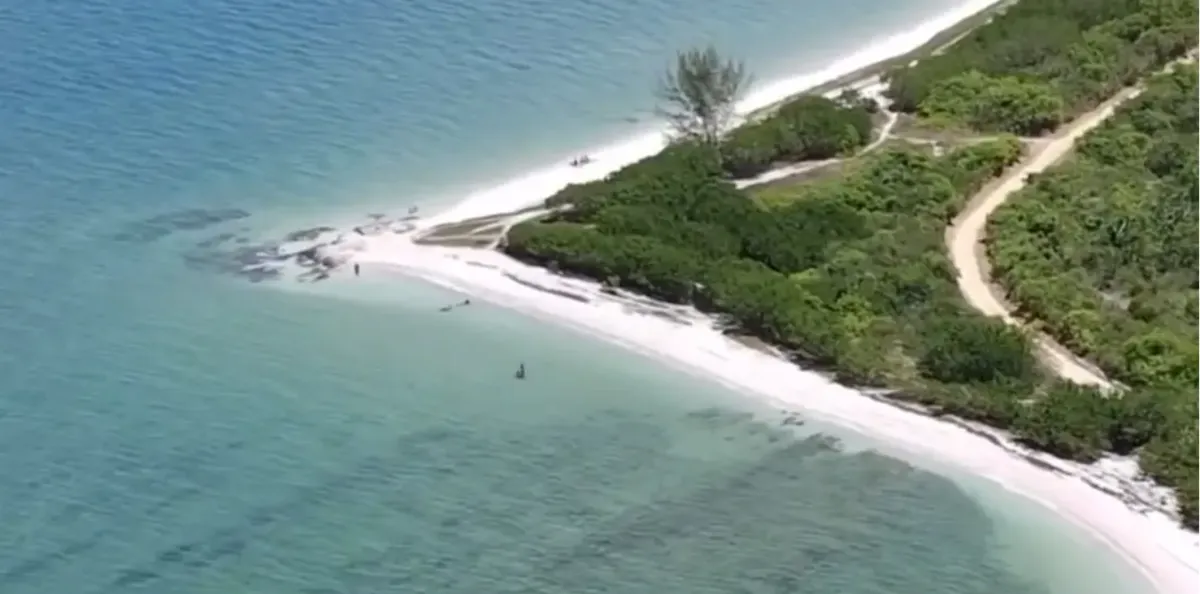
[945,90,1143,387]
[735,109,900,189]
[948,53,1196,389]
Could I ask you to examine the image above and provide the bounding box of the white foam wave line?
[357,241,1197,594]
[419,0,1004,228]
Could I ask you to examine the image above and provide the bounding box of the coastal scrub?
[500,0,1198,527]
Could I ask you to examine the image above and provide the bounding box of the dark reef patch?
[177,212,419,283]
[183,240,285,283]
[194,232,238,249]
[284,226,337,242]
[112,208,251,243]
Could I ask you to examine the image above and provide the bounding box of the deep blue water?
[0,0,1154,592]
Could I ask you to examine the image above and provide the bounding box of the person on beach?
[353,263,360,277]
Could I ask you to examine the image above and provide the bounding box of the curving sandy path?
[946,87,1153,388]
[735,110,901,189]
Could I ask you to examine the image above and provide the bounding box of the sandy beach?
[350,239,1198,593]
[262,1,1199,591]
[410,0,1010,229]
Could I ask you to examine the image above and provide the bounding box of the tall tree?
[656,46,751,147]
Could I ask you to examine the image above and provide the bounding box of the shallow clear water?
[0,0,1154,592]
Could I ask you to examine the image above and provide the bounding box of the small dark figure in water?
[440,299,471,312]
[353,263,360,277]
[515,363,526,380]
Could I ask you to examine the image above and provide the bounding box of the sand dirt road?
[944,85,1154,388]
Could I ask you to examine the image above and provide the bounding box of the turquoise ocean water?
[0,0,1154,592]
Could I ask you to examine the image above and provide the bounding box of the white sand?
[419,0,1001,229]
[354,239,1197,593]
[331,3,1197,592]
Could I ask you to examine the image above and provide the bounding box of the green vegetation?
[988,66,1198,525]
[512,135,1053,449]
[886,0,1197,132]
[503,0,1198,527]
[656,46,751,147]
[654,45,877,178]
[721,95,874,178]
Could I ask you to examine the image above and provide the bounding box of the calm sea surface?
[0,0,1153,592]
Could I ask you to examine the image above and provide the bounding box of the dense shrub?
[885,0,1197,128]
[920,71,1064,135]
[988,67,1198,525]
[918,316,1035,384]
[509,3,1198,528]
[722,96,874,178]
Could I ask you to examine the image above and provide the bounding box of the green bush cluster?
[988,66,1199,525]
[507,0,1198,529]
[721,95,874,178]
[510,135,1062,444]
[919,71,1065,135]
[886,0,1198,132]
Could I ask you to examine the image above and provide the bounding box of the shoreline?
[352,240,1198,594]
[417,0,1010,229]
[244,2,1196,592]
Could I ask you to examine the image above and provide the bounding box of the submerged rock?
[297,268,332,283]
[312,245,349,269]
[195,232,238,249]
[284,226,337,242]
[186,216,381,283]
[240,263,283,283]
[781,414,805,427]
[113,208,251,243]
[183,237,287,282]
[334,234,368,250]
[277,228,342,258]
[353,220,393,236]
[278,239,330,259]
